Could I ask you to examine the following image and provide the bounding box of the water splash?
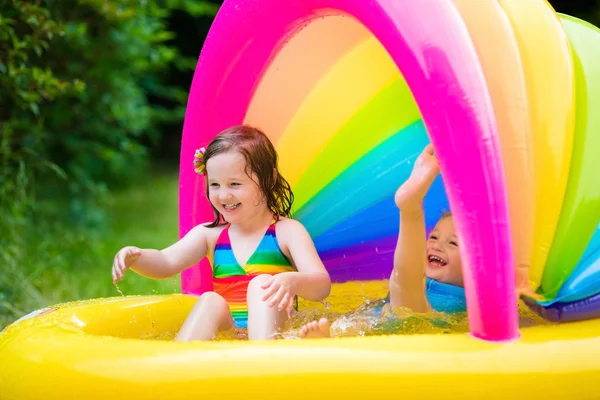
[114,283,124,297]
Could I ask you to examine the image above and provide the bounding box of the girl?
[112,125,331,341]
[300,144,466,338]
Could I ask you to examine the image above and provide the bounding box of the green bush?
[0,0,217,326]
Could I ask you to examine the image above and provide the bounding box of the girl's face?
[206,151,268,224]
[425,216,464,287]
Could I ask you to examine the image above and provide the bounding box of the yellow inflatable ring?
[2,291,600,399]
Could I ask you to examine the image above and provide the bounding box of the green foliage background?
[0,0,220,328]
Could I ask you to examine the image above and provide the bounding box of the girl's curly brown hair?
[202,125,294,227]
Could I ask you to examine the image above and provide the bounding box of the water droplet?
[114,283,124,297]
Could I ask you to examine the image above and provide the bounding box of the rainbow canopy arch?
[179,0,600,342]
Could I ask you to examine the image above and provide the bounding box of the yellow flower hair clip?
[194,147,206,175]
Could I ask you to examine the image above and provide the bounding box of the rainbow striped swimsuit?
[212,223,297,328]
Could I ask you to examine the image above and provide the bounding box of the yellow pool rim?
[1,294,600,400]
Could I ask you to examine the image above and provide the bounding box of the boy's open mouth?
[428,255,447,268]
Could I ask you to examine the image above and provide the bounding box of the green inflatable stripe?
[293,77,421,210]
[540,14,600,299]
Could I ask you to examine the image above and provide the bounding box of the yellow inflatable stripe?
[452,0,535,298]
[276,36,401,188]
[244,15,370,145]
[498,0,576,291]
[292,77,420,210]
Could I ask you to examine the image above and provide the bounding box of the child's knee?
[247,274,271,292]
[247,274,272,302]
[196,291,229,314]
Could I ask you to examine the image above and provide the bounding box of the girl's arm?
[112,224,212,282]
[281,219,331,301]
[260,219,331,307]
[388,144,439,312]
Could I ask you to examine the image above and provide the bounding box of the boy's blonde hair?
[441,211,452,220]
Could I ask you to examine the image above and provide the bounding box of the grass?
[100,170,181,297]
[0,170,182,329]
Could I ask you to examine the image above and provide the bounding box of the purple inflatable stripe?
[525,292,600,323]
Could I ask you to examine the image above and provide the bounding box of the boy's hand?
[395,144,440,209]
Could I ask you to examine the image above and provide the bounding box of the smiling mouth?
[222,203,241,211]
[428,255,447,268]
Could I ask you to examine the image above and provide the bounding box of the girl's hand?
[260,273,298,314]
[112,246,142,283]
[395,144,440,209]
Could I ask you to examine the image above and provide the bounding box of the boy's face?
[425,216,464,287]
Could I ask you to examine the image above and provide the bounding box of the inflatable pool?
[1,282,600,400]
[2,0,600,398]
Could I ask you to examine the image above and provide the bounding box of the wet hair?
[202,125,294,227]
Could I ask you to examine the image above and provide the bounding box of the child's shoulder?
[274,216,309,235]
[188,222,227,241]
